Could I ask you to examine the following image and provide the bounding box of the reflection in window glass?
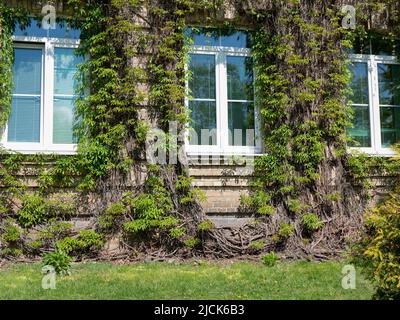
[53,48,82,144]
[378,63,400,147]
[228,102,254,146]
[13,18,81,39]
[350,36,400,56]
[227,56,254,146]
[185,27,251,48]
[8,48,42,142]
[378,64,400,105]
[380,107,400,147]
[348,62,371,147]
[189,54,215,99]
[189,101,217,146]
[227,56,253,101]
[188,54,216,145]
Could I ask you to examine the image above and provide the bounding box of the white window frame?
[349,53,399,157]
[185,44,262,156]
[1,35,80,155]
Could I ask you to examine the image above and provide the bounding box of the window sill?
[348,147,397,157]
[0,143,77,155]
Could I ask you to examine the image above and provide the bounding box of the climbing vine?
[1,0,400,264]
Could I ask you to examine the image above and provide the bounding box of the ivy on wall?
[1,0,400,263]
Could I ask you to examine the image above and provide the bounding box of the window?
[349,39,400,155]
[185,28,261,155]
[1,19,81,154]
[349,55,400,155]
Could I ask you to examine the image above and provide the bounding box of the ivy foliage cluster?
[0,3,29,129]
[1,0,400,268]
[354,189,400,300]
[349,0,400,300]
[238,0,397,256]
[0,0,216,263]
[235,1,358,256]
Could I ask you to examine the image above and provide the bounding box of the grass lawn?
[0,260,373,300]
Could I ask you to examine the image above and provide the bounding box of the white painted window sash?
[349,54,399,157]
[1,35,80,155]
[185,45,262,155]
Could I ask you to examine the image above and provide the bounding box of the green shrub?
[38,221,73,240]
[78,230,104,249]
[43,250,71,275]
[131,194,164,219]
[257,205,276,216]
[262,251,279,267]
[18,194,48,228]
[198,220,215,231]
[56,230,104,255]
[1,222,21,243]
[47,197,76,217]
[277,222,295,239]
[184,237,201,249]
[302,213,324,232]
[288,198,310,214]
[353,192,400,300]
[123,193,179,235]
[324,193,341,202]
[27,240,43,250]
[99,202,127,229]
[249,240,266,251]
[56,237,80,254]
[0,248,23,258]
[240,191,272,213]
[169,227,186,239]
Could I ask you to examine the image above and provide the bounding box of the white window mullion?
[43,40,54,151]
[218,52,228,151]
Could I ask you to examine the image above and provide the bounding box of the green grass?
[0,260,373,300]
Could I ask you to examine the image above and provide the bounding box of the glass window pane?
[227,56,254,101]
[13,18,81,39]
[371,36,400,56]
[13,48,42,95]
[220,31,251,48]
[53,97,76,144]
[228,102,255,146]
[378,64,400,106]
[348,105,371,147]
[189,101,216,146]
[349,36,400,56]
[185,27,251,48]
[349,62,369,105]
[185,27,219,46]
[7,96,40,142]
[189,54,215,99]
[54,48,82,95]
[380,107,400,147]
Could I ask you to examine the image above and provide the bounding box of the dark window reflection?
[185,27,252,48]
[188,54,217,146]
[227,56,254,101]
[189,54,215,99]
[378,64,400,106]
[348,62,371,147]
[380,107,400,147]
[350,35,400,56]
[189,101,217,146]
[13,18,80,39]
[228,102,255,146]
